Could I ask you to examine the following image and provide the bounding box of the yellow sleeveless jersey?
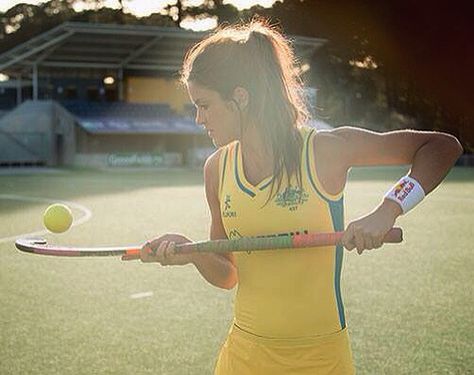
[218,127,346,338]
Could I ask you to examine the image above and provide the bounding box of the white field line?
[130,291,154,299]
[0,194,92,244]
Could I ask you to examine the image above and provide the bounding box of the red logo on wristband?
[394,180,415,202]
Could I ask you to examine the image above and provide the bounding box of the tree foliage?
[0,0,175,54]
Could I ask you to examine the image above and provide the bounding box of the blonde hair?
[180,18,310,199]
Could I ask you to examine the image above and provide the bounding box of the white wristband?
[384,176,425,214]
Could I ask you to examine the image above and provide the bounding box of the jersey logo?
[275,186,309,211]
[228,229,243,239]
[223,194,238,218]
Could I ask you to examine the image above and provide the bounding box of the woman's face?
[187,81,241,147]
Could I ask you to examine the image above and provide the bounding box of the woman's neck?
[240,125,273,181]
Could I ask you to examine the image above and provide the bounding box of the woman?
[140,19,463,374]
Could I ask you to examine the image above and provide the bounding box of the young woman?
[140,19,463,374]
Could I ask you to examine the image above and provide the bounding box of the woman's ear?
[232,86,249,111]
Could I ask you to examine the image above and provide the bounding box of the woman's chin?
[209,133,236,148]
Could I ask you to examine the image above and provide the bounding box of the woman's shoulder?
[203,141,237,185]
[293,124,338,153]
[310,126,353,170]
[310,125,353,151]
[298,124,344,140]
[309,126,350,197]
[204,148,222,177]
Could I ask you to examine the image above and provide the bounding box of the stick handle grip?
[382,227,403,243]
[335,227,402,245]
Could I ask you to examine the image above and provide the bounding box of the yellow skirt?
[214,324,355,375]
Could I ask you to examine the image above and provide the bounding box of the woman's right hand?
[140,233,194,266]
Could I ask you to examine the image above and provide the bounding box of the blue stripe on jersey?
[305,128,347,329]
[329,197,346,330]
[220,149,229,196]
[234,143,256,198]
[259,178,273,191]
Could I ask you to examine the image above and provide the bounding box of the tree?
[246,0,473,150]
[0,0,175,54]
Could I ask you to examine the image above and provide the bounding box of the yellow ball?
[43,203,73,233]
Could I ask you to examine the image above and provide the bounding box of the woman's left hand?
[341,199,402,254]
[140,233,193,265]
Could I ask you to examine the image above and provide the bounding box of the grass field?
[1,166,473,374]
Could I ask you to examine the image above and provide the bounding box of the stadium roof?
[0,21,327,76]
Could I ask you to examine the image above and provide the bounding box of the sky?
[0,0,280,14]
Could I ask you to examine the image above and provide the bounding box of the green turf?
[0,166,473,374]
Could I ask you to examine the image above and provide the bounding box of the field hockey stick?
[15,228,402,260]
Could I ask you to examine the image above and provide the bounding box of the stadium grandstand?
[0,22,326,168]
